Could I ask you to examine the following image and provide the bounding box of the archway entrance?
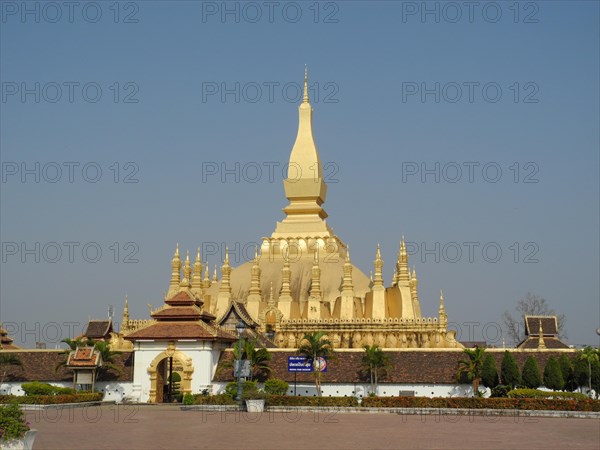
[155,357,182,403]
[148,347,194,403]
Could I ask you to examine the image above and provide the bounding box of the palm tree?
[297,331,334,397]
[362,345,390,395]
[577,346,599,397]
[0,354,22,385]
[229,337,272,381]
[456,347,486,397]
[55,337,95,372]
[93,341,123,380]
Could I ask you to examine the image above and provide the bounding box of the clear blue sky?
[1,1,598,347]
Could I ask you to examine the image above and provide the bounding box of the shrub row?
[21,382,76,396]
[507,389,589,401]
[361,396,600,411]
[192,394,237,406]
[266,396,359,407]
[0,393,103,405]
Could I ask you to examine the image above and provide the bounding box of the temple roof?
[124,321,235,341]
[84,320,113,339]
[66,347,102,368]
[525,315,558,336]
[0,327,19,349]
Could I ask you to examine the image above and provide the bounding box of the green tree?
[362,345,390,395]
[543,356,564,391]
[481,354,499,388]
[456,347,486,397]
[521,356,542,389]
[93,341,123,380]
[0,354,22,385]
[297,331,334,397]
[591,359,600,399]
[558,354,575,391]
[577,346,599,397]
[55,337,94,372]
[573,358,590,392]
[230,337,272,381]
[500,351,521,388]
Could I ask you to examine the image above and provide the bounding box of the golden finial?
[538,319,546,349]
[124,294,129,309]
[175,243,180,258]
[212,265,218,282]
[254,247,259,263]
[376,243,381,259]
[196,247,201,263]
[314,246,319,264]
[303,65,309,103]
[224,246,229,264]
[204,262,209,280]
[345,246,350,263]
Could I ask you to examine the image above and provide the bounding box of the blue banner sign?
[287,356,327,372]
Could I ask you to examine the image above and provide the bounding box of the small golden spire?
[175,242,180,257]
[212,265,218,282]
[439,290,445,312]
[373,243,384,287]
[224,246,229,264]
[303,65,309,103]
[345,245,350,262]
[538,319,546,349]
[314,245,319,264]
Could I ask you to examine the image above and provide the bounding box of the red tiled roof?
[213,350,576,384]
[517,337,570,349]
[152,306,203,320]
[0,351,133,382]
[125,321,236,341]
[66,347,101,368]
[84,320,113,339]
[525,316,559,336]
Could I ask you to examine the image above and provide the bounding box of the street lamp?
[235,319,246,410]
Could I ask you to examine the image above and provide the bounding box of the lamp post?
[235,319,246,410]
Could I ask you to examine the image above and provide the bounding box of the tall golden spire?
[212,265,218,283]
[167,244,182,297]
[121,295,129,332]
[341,246,354,295]
[277,67,329,231]
[538,319,546,349]
[438,290,447,328]
[303,64,309,103]
[202,261,211,289]
[192,247,203,292]
[182,250,192,287]
[373,243,384,287]
[310,248,322,300]
[397,237,410,283]
[280,258,292,298]
[248,249,262,298]
[219,247,231,294]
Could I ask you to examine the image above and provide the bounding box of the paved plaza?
[26,405,600,449]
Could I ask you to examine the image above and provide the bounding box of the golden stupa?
[117,69,461,350]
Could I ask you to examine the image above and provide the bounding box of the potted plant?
[0,402,37,450]
[243,389,267,412]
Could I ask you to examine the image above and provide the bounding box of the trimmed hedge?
[192,394,237,405]
[0,393,103,404]
[21,382,75,396]
[507,389,589,401]
[266,396,359,407]
[361,396,600,411]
